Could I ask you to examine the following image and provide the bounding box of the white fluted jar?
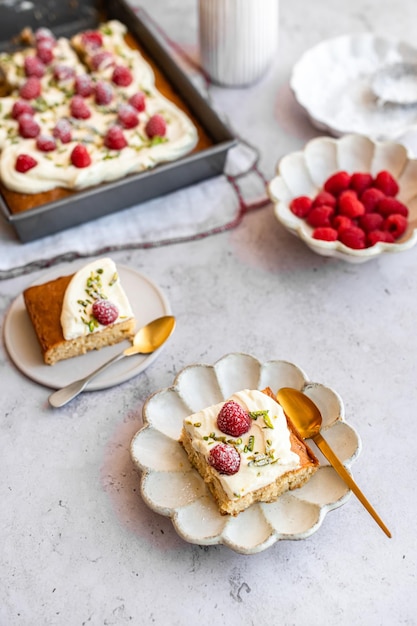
[198,0,279,87]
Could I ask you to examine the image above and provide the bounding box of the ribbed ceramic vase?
[199,0,279,87]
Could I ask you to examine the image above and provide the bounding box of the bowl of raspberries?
[268,134,417,263]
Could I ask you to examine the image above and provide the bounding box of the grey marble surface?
[1,0,417,624]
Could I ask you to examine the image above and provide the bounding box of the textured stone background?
[1,1,416,624]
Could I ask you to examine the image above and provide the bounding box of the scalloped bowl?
[290,33,417,140]
[130,353,361,554]
[268,134,417,263]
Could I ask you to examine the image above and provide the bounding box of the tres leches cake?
[23,257,136,365]
[180,388,319,516]
[0,20,198,195]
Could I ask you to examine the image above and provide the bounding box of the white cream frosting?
[0,20,198,194]
[60,257,134,340]
[0,37,84,89]
[183,389,301,499]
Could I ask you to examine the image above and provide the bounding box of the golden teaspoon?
[48,315,176,408]
[276,387,391,538]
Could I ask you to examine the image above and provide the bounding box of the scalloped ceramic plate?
[291,33,417,140]
[130,353,361,554]
[268,134,417,263]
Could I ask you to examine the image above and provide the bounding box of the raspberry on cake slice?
[23,258,136,365]
[179,388,319,516]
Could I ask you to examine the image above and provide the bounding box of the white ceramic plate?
[131,353,361,554]
[291,33,417,140]
[268,134,417,263]
[3,263,171,390]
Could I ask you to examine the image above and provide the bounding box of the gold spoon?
[48,315,176,408]
[276,387,391,538]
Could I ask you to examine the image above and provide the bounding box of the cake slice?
[180,388,319,516]
[23,257,136,365]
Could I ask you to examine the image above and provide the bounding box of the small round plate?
[131,353,361,554]
[291,33,417,140]
[3,263,171,390]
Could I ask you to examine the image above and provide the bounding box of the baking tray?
[0,0,236,242]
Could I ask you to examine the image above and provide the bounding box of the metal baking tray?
[0,0,236,242]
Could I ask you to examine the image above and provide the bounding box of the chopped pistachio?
[149,136,168,147]
[109,272,118,286]
[249,410,269,420]
[263,413,274,429]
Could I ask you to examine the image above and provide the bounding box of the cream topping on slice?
[60,257,134,340]
[183,389,301,499]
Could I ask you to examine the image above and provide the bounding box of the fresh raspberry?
[18,113,40,138]
[383,232,395,243]
[367,230,395,246]
[292,168,407,250]
[349,172,373,195]
[145,114,167,138]
[338,226,366,249]
[112,65,133,86]
[104,126,128,150]
[36,40,54,64]
[217,400,251,436]
[338,190,365,218]
[19,76,41,100]
[24,55,46,78]
[11,100,34,119]
[374,170,399,197]
[208,443,240,475]
[323,171,351,196]
[358,212,384,233]
[384,214,408,239]
[35,27,55,44]
[95,81,114,105]
[360,187,386,213]
[15,154,38,173]
[75,74,94,97]
[306,205,334,228]
[289,195,312,218]
[70,144,91,168]
[70,95,91,119]
[377,197,408,217]
[312,227,338,241]
[128,91,146,112]
[312,190,336,209]
[332,215,353,232]
[92,299,119,325]
[117,104,139,129]
[91,50,114,71]
[36,134,56,152]
[53,64,75,83]
[81,30,103,49]
[52,119,72,143]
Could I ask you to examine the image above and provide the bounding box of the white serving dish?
[290,33,417,140]
[268,134,417,263]
[130,353,361,554]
